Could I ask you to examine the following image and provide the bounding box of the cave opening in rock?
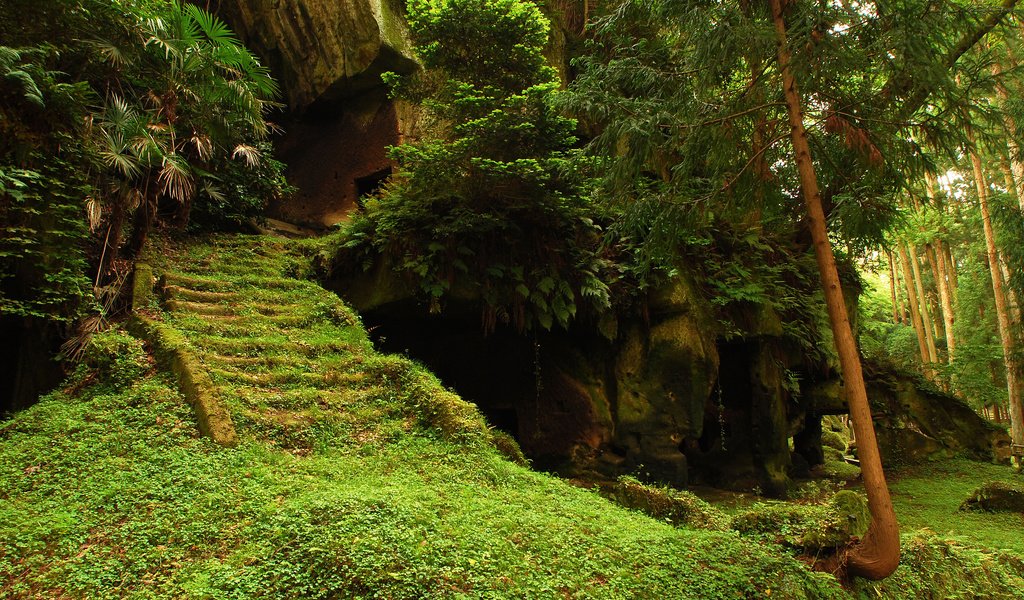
[362,302,537,441]
[354,166,393,207]
[359,302,613,473]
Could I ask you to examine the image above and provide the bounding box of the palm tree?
[88,1,279,275]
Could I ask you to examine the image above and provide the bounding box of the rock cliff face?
[219,0,419,228]
[220,0,416,110]
[325,257,1008,495]
[327,264,811,495]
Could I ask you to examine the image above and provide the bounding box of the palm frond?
[232,143,262,167]
[158,153,194,202]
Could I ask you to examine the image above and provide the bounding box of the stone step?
[165,299,235,316]
[165,297,300,318]
[208,366,363,389]
[220,385,366,411]
[191,336,350,358]
[163,285,239,303]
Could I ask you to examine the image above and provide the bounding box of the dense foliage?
[341,0,611,331]
[0,0,288,325]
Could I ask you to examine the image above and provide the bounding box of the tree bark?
[899,244,934,377]
[887,251,900,324]
[923,243,951,362]
[907,242,939,366]
[993,58,1024,211]
[969,131,1024,465]
[929,241,955,362]
[943,241,958,297]
[922,170,955,359]
[770,0,900,579]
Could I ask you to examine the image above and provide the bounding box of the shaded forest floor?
[1,234,1022,599]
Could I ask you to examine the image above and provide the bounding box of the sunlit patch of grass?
[886,458,1024,554]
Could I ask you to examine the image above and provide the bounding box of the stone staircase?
[137,235,393,452]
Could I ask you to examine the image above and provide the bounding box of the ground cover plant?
[3,234,1024,598]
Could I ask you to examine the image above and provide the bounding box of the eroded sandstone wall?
[219,0,419,228]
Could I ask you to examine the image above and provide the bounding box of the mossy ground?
[1,234,1023,598]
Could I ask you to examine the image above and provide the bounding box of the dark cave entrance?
[362,301,536,441]
[354,166,393,208]
[360,301,612,473]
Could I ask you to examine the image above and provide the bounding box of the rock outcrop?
[220,0,416,110]
[803,361,1011,465]
[220,0,419,228]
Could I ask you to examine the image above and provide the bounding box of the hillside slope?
[1,234,1022,599]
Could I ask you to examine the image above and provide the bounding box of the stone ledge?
[128,263,238,447]
[127,314,239,447]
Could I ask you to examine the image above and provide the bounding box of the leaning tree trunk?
[968,132,1024,466]
[770,0,900,579]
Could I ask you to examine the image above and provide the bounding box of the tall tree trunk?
[930,242,956,362]
[943,241,959,297]
[921,173,955,361]
[899,244,934,377]
[993,58,1024,210]
[887,251,900,324]
[770,0,899,579]
[923,244,946,351]
[969,132,1024,466]
[907,242,939,366]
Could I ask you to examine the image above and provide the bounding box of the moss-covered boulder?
[803,361,1010,465]
[731,490,870,551]
[821,430,847,452]
[611,476,729,531]
[961,481,1024,513]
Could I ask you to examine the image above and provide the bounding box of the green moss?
[853,533,1024,599]
[821,430,847,451]
[7,234,1023,598]
[611,476,731,531]
[730,491,869,551]
[886,459,1024,555]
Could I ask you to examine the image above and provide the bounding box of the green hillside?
[2,234,1022,599]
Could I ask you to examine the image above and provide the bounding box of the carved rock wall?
[220,0,416,110]
[220,0,419,228]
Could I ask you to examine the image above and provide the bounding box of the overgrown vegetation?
[0,0,288,326]
[338,0,610,332]
[2,235,852,599]
[4,234,1024,598]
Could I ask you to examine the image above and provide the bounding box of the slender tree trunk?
[993,59,1024,210]
[923,244,947,354]
[943,241,959,297]
[899,244,934,377]
[887,251,900,324]
[933,239,956,362]
[921,171,955,361]
[969,132,1024,466]
[908,242,939,366]
[895,251,907,324]
[770,0,899,579]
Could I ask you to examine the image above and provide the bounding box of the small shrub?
[82,328,149,390]
[490,429,528,466]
